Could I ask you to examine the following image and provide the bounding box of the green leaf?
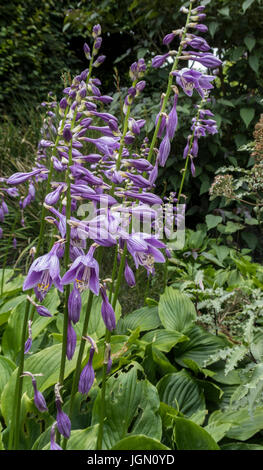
[174,325,229,368]
[2,288,60,360]
[221,442,263,450]
[158,287,196,333]
[204,422,232,443]
[141,329,188,352]
[242,0,255,13]
[121,306,161,332]
[1,342,81,424]
[208,21,219,38]
[248,54,259,73]
[92,363,162,449]
[240,107,255,128]
[111,435,170,450]
[173,417,220,450]
[67,425,99,450]
[157,370,205,417]
[206,215,223,230]
[218,7,229,16]
[0,356,16,396]
[210,407,263,440]
[244,36,256,51]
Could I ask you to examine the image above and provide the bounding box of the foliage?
[1,269,263,449]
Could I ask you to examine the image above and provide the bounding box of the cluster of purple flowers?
[151,0,221,169]
[1,2,221,449]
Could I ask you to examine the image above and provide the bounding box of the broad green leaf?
[174,325,229,368]
[206,215,223,230]
[248,54,259,73]
[0,294,27,326]
[111,435,170,450]
[2,288,60,360]
[0,269,24,294]
[0,356,16,396]
[244,36,256,51]
[221,442,263,450]
[240,107,255,128]
[157,370,205,417]
[120,306,161,332]
[242,0,255,13]
[204,422,232,443]
[92,362,162,449]
[67,425,99,450]
[141,329,188,352]
[209,407,263,441]
[158,287,196,333]
[1,342,81,424]
[173,417,220,450]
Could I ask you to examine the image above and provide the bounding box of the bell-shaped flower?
[62,245,100,295]
[23,242,63,300]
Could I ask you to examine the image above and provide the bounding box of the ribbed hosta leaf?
[174,325,229,367]
[92,362,162,449]
[158,287,196,332]
[141,329,188,352]
[157,370,205,417]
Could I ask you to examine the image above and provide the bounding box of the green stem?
[58,111,77,386]
[96,244,127,450]
[147,2,194,165]
[11,300,31,449]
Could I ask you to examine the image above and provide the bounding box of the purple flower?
[68,285,82,324]
[127,235,166,275]
[50,422,62,450]
[23,242,63,299]
[124,260,136,287]
[186,36,210,52]
[93,55,106,67]
[78,337,97,394]
[36,305,52,317]
[163,33,176,45]
[167,93,178,140]
[62,245,100,295]
[22,372,48,413]
[158,133,171,167]
[6,169,44,185]
[56,400,71,439]
[172,68,214,98]
[24,320,33,354]
[92,24,101,37]
[188,52,222,68]
[100,287,116,331]
[152,53,170,68]
[66,321,77,360]
[123,190,163,206]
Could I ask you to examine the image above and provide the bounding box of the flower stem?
[96,244,127,450]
